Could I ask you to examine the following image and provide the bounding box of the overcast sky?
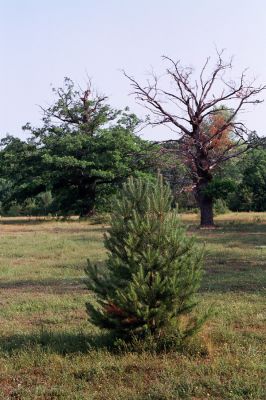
[1,0,266,141]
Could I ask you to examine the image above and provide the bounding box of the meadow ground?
[0,212,265,400]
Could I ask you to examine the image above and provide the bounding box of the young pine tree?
[85,175,205,343]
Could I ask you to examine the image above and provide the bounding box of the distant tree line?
[0,54,266,221]
[0,129,265,217]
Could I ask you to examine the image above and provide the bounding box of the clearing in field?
[0,213,265,399]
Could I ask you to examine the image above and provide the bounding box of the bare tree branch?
[124,53,266,226]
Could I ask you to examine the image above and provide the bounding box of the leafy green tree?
[85,175,205,344]
[0,177,12,213]
[0,79,155,216]
[229,147,266,211]
[23,78,154,215]
[0,136,47,213]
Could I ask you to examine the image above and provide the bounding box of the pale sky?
[1,0,266,141]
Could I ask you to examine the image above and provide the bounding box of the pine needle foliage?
[85,175,205,343]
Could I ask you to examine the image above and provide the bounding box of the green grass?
[0,213,265,399]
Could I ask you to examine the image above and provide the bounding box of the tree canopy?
[0,79,155,216]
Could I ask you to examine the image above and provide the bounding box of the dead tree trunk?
[195,182,214,227]
[125,52,266,229]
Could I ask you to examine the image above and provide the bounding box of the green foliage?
[85,175,206,346]
[0,79,155,216]
[23,198,37,216]
[5,201,23,217]
[213,198,230,215]
[0,136,46,212]
[37,191,53,210]
[203,177,236,200]
[229,148,266,211]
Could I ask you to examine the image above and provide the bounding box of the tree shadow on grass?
[199,232,266,248]
[2,265,261,296]
[0,329,116,355]
[0,218,54,225]
[0,278,86,293]
[200,264,266,293]
[0,217,108,230]
[199,222,266,235]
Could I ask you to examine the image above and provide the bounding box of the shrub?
[213,199,230,215]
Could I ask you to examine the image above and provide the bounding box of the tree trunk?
[199,194,214,227]
[195,182,214,227]
[79,181,97,217]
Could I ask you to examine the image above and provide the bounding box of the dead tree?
[125,52,266,227]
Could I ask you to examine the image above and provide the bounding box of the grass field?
[0,213,265,399]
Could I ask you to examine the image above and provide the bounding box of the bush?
[6,201,23,216]
[85,175,207,348]
[213,199,230,215]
